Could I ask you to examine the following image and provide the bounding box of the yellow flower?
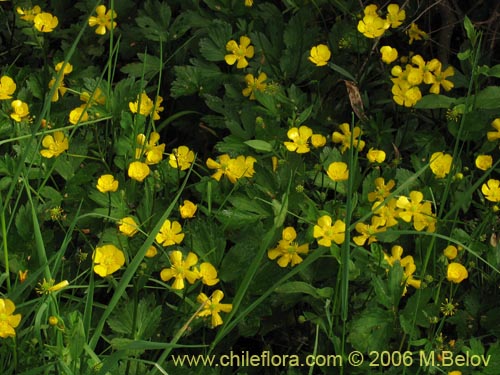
[367,148,386,163]
[48,316,59,326]
[475,155,492,171]
[48,77,67,102]
[88,5,117,35]
[118,217,139,237]
[128,161,150,182]
[391,81,421,107]
[0,76,16,100]
[244,0,253,6]
[396,191,435,231]
[160,250,199,289]
[225,36,254,69]
[311,134,327,148]
[16,5,42,22]
[93,244,126,277]
[206,154,256,183]
[425,60,454,94]
[308,44,331,67]
[380,46,398,64]
[55,62,73,76]
[197,290,233,328]
[33,12,58,32]
[10,100,29,122]
[482,179,500,202]
[313,215,346,246]
[326,161,349,182]
[407,23,427,44]
[448,371,462,375]
[81,87,106,107]
[268,227,309,267]
[386,4,405,28]
[443,245,458,260]
[129,92,154,116]
[332,123,365,153]
[353,216,386,246]
[487,118,500,142]
[383,246,421,295]
[242,72,267,100]
[36,279,69,294]
[284,125,313,154]
[197,262,219,286]
[372,199,399,227]
[429,152,453,178]
[96,174,119,193]
[156,219,184,246]
[357,5,390,39]
[169,146,195,170]
[145,246,158,258]
[179,200,197,219]
[40,131,69,158]
[368,177,395,202]
[0,298,22,338]
[136,132,165,165]
[446,262,468,284]
[69,106,89,125]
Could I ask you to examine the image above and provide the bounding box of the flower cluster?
[357,4,404,39]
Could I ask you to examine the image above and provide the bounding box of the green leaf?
[274,281,333,299]
[475,86,500,109]
[244,139,273,152]
[199,20,232,62]
[136,0,171,42]
[120,53,162,79]
[414,94,456,109]
[348,306,394,352]
[67,311,86,363]
[463,15,477,44]
[171,64,223,98]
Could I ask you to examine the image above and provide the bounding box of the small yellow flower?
[308,44,331,67]
[129,92,154,116]
[198,262,219,286]
[48,316,59,326]
[156,220,184,246]
[487,118,500,141]
[425,60,454,94]
[380,46,398,64]
[391,82,422,107]
[429,152,453,179]
[311,134,327,148]
[10,100,30,122]
[88,5,117,35]
[313,215,346,246]
[448,371,462,375]
[0,76,16,100]
[169,146,195,170]
[18,270,28,283]
[368,177,395,202]
[197,290,233,328]
[136,132,165,165]
[482,179,500,202]
[242,72,267,100]
[225,36,254,69]
[446,262,468,284]
[386,4,405,28]
[475,155,492,171]
[244,0,253,6]
[55,62,73,76]
[206,154,256,184]
[96,174,119,193]
[36,278,69,294]
[268,227,309,267]
[145,246,158,258]
[33,12,58,32]
[69,106,89,125]
[40,131,69,158]
[48,77,67,102]
[326,161,349,182]
[407,23,427,44]
[128,161,150,182]
[0,299,22,338]
[332,123,365,153]
[353,216,386,246]
[443,245,458,260]
[160,250,199,290]
[93,244,126,277]
[179,200,197,219]
[284,126,313,154]
[367,148,386,163]
[118,217,139,237]
[357,7,390,39]
[16,5,42,22]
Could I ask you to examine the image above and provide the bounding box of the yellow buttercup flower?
[332,123,365,153]
[129,92,154,116]
[425,59,454,94]
[407,23,427,44]
[443,245,458,260]
[244,0,253,6]
[446,262,468,284]
[383,246,421,295]
[206,154,256,183]
[169,146,195,170]
[96,174,119,193]
[16,5,42,22]
[197,262,219,286]
[88,5,117,35]
[36,279,69,294]
[225,36,254,69]
[0,76,16,100]
[160,250,199,290]
[429,152,453,179]
[48,77,68,102]
[475,155,492,171]
[268,227,309,267]
[197,290,233,328]
[55,62,73,76]
[179,200,197,219]
[385,4,405,28]
[482,179,500,202]
[145,246,158,258]
[69,106,89,125]
[33,12,58,32]
[10,100,30,122]
[368,177,395,202]
[327,161,349,182]
[357,5,390,39]
[128,161,150,182]
[353,216,386,246]
[396,191,435,231]
[380,46,398,64]
[40,131,69,158]
[93,244,126,277]
[391,81,421,107]
[367,148,386,163]
[242,72,267,100]
[487,118,500,142]
[313,215,346,247]
[156,220,184,246]
[284,125,313,154]
[0,298,22,338]
[118,217,139,237]
[311,134,327,148]
[136,132,165,165]
[308,44,331,67]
